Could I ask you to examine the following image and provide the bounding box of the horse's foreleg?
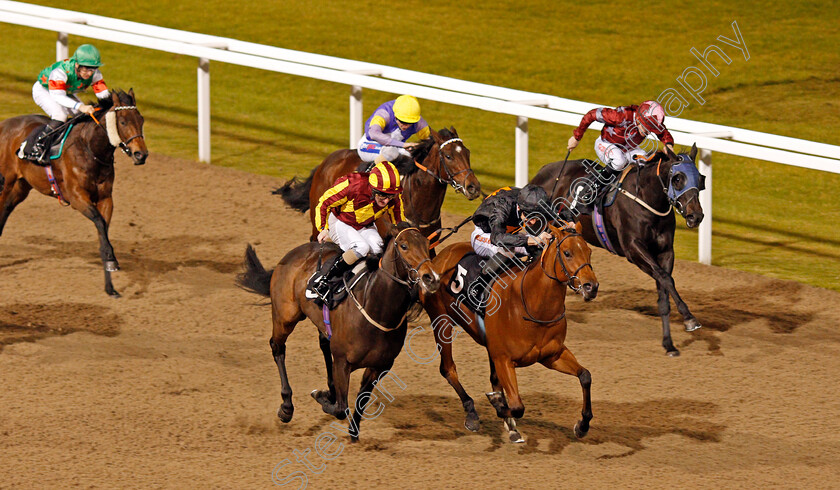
[656,248,701,332]
[627,243,699,355]
[436,321,480,431]
[490,355,526,443]
[95,196,120,297]
[542,347,592,439]
[348,364,391,442]
[318,333,336,404]
[313,357,351,420]
[0,178,31,236]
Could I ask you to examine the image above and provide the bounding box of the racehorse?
[530,145,705,356]
[0,89,148,297]
[419,222,598,443]
[274,128,482,240]
[236,223,440,440]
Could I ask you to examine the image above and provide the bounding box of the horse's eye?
[120,121,126,126]
[564,250,572,258]
[400,243,408,250]
[445,154,452,160]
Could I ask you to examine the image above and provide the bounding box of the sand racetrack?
[1,153,839,488]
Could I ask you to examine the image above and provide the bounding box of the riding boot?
[592,165,619,198]
[313,254,355,298]
[28,120,63,163]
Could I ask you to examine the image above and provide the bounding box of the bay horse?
[275,127,482,239]
[419,222,598,443]
[0,89,148,297]
[530,145,705,356]
[236,223,440,440]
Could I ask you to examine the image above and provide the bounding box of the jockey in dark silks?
[470,184,553,276]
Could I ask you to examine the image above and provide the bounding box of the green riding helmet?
[72,44,103,67]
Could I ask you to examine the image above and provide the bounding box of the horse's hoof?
[105,260,120,272]
[350,435,359,443]
[574,421,589,439]
[666,349,681,357]
[504,419,524,443]
[684,318,702,332]
[464,413,480,432]
[277,404,294,423]
[107,290,121,299]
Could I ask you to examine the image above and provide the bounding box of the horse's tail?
[236,245,273,298]
[272,168,315,213]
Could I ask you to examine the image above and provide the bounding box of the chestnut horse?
[0,89,148,297]
[236,224,440,440]
[420,222,598,443]
[275,127,482,239]
[531,145,705,356]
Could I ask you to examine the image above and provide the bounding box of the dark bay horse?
[0,89,148,297]
[420,223,598,443]
[236,224,440,440]
[275,128,482,239]
[530,145,705,356]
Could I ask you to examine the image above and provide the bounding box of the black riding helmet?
[516,184,549,216]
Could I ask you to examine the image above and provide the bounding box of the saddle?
[446,253,528,318]
[305,255,376,310]
[18,123,74,166]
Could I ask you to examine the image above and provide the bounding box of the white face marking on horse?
[456,146,462,153]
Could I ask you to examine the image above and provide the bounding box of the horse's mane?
[399,127,461,175]
[93,89,134,111]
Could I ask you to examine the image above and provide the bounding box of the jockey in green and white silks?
[357,95,430,163]
[19,44,111,162]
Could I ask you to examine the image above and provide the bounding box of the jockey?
[357,95,430,164]
[19,44,111,163]
[471,184,553,276]
[310,160,406,298]
[566,100,675,197]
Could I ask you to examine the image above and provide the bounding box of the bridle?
[413,137,475,195]
[347,227,433,332]
[86,103,145,161]
[520,229,593,324]
[655,155,702,217]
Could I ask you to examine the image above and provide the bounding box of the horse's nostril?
[422,273,434,284]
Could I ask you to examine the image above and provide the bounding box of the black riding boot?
[592,165,619,198]
[313,255,354,298]
[27,119,63,163]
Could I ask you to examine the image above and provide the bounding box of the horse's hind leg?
[0,178,31,236]
[542,347,592,439]
[271,306,302,423]
[436,320,480,431]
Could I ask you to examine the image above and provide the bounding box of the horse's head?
[104,89,148,165]
[427,127,481,200]
[386,222,440,293]
[546,221,598,301]
[663,144,705,228]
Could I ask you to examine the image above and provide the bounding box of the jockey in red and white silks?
[568,101,675,171]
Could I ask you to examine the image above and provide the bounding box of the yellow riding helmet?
[393,95,421,124]
[369,161,402,194]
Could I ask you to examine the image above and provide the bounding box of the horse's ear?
[387,222,400,237]
[574,220,583,234]
[430,128,442,142]
[449,126,458,136]
[665,145,678,161]
[689,143,698,162]
[111,91,120,106]
[128,88,135,101]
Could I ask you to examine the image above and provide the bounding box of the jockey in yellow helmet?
[357,95,430,163]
